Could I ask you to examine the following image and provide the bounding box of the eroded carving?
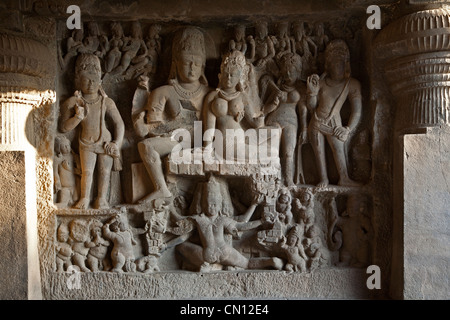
[176,176,283,272]
[306,39,362,187]
[261,52,307,186]
[203,50,265,164]
[53,135,80,208]
[133,26,211,204]
[55,223,73,272]
[59,53,125,210]
[86,219,111,272]
[279,224,308,272]
[229,25,248,55]
[68,219,91,272]
[327,195,372,267]
[53,19,373,276]
[102,211,137,273]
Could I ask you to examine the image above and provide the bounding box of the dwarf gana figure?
[102,212,137,273]
[55,223,73,272]
[60,53,124,209]
[293,189,315,228]
[68,219,91,272]
[280,224,308,272]
[304,225,329,270]
[85,220,111,272]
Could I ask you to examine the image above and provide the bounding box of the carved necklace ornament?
[80,94,102,105]
[216,88,241,101]
[280,83,295,93]
[79,94,102,116]
[170,79,204,100]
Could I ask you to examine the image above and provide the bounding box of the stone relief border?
[27,8,394,299]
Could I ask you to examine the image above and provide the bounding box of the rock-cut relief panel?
[54,19,373,273]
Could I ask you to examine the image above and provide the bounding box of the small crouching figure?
[102,211,137,273]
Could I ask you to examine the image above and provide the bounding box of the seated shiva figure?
[133,27,212,204]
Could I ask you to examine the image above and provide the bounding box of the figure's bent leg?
[94,153,113,209]
[285,263,294,273]
[248,257,284,270]
[111,252,126,272]
[221,246,249,270]
[56,258,64,272]
[308,128,329,187]
[137,138,177,204]
[72,253,90,272]
[176,242,204,271]
[125,259,136,272]
[58,188,72,207]
[74,149,97,209]
[86,255,99,272]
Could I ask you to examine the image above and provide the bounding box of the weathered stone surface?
[403,127,450,299]
[0,0,447,301]
[0,151,27,299]
[47,268,373,300]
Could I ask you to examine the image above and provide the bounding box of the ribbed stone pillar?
[375,5,450,299]
[0,33,55,299]
[376,7,450,130]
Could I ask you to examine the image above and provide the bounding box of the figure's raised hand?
[251,192,265,205]
[277,90,288,103]
[271,94,280,108]
[307,74,321,96]
[230,227,240,239]
[137,75,150,91]
[235,109,245,123]
[73,91,85,120]
[74,104,85,120]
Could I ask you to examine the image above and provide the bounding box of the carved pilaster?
[374,5,450,300]
[0,88,55,147]
[375,7,450,131]
[0,33,55,149]
[0,31,54,300]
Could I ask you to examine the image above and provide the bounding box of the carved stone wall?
[0,0,447,300]
[375,3,450,299]
[0,31,56,299]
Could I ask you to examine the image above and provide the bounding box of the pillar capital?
[375,6,450,131]
[0,32,55,149]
